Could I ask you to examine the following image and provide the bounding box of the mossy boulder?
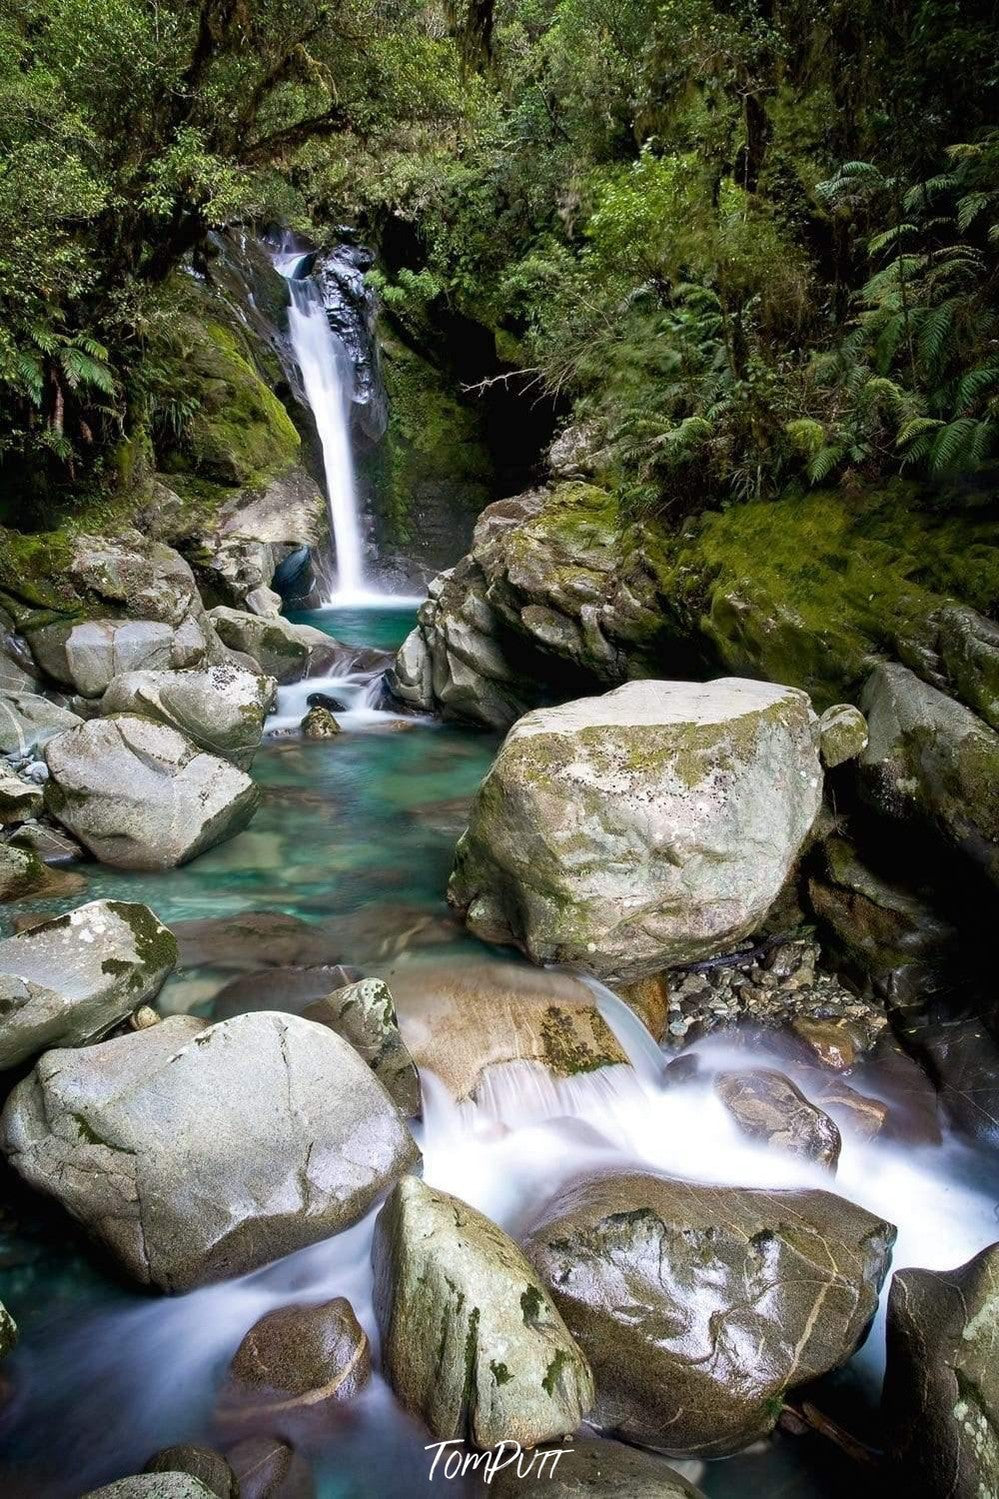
[0,898,177,1070]
[524,1171,895,1458]
[448,678,823,984]
[391,482,998,726]
[0,761,43,825]
[860,662,999,886]
[372,1176,594,1449]
[82,1478,218,1499]
[170,318,301,488]
[0,1298,17,1361]
[208,607,341,684]
[492,1438,706,1498]
[0,842,48,902]
[883,1242,999,1497]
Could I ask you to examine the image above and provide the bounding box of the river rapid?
[0,605,996,1499]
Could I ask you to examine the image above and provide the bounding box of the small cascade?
[276,254,367,601]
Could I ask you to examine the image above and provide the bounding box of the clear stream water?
[0,606,996,1498]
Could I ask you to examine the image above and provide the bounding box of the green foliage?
[0,0,448,489]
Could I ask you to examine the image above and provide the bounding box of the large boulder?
[372,1176,594,1449]
[101,665,275,770]
[0,899,177,1069]
[860,662,999,885]
[27,615,218,698]
[0,842,49,901]
[303,978,421,1116]
[0,688,82,754]
[524,1172,895,1457]
[208,608,341,684]
[883,1243,999,1497]
[44,714,259,868]
[388,962,628,1104]
[448,679,824,983]
[0,1012,420,1291]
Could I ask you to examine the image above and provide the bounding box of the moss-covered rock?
[372,1176,594,1449]
[391,481,998,726]
[369,335,493,567]
[859,662,999,886]
[166,318,301,488]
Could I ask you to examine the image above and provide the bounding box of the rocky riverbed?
[0,584,997,1499]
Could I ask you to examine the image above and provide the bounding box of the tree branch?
[239,106,355,164]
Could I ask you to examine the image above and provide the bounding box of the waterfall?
[276,253,367,602]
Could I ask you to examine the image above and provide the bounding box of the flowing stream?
[1,609,998,1499]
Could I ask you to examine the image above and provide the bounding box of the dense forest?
[2,0,998,516]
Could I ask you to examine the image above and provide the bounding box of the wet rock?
[101,664,275,770]
[524,1171,895,1457]
[936,601,999,732]
[816,1079,889,1141]
[0,899,177,1070]
[82,1478,218,1499]
[891,998,999,1145]
[9,818,83,864]
[817,703,869,767]
[714,1068,841,1168]
[306,692,347,713]
[790,1015,866,1070]
[0,843,48,902]
[389,962,627,1104]
[44,714,259,869]
[144,1447,237,1499]
[304,978,421,1115]
[0,1011,420,1290]
[29,614,218,698]
[225,1436,314,1499]
[208,608,339,684]
[299,706,340,738]
[860,661,999,886]
[883,1242,999,1497]
[449,678,823,984]
[0,1298,16,1360]
[492,1437,706,1497]
[216,1298,370,1438]
[613,973,669,1041]
[808,835,954,994]
[373,1176,594,1449]
[0,689,82,754]
[0,762,43,824]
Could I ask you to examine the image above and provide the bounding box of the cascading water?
[276,251,367,602]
